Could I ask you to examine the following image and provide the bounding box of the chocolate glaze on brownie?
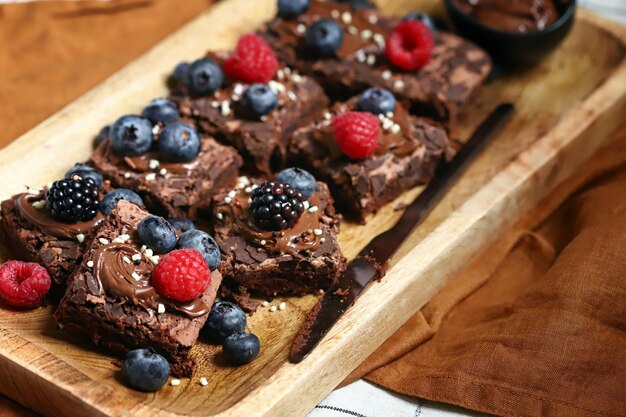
[89,135,242,220]
[55,201,221,377]
[0,190,106,300]
[260,0,492,123]
[172,52,329,176]
[288,96,451,223]
[213,179,345,297]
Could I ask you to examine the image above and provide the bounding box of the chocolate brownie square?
[171,52,329,176]
[0,189,106,300]
[288,96,451,223]
[260,0,491,123]
[54,201,221,377]
[213,178,345,297]
[89,133,242,220]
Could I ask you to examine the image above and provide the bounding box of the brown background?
[0,1,214,415]
[1,1,626,416]
[0,0,214,148]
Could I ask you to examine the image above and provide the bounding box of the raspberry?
[152,249,210,302]
[332,112,380,159]
[385,20,434,71]
[0,261,51,308]
[223,34,278,83]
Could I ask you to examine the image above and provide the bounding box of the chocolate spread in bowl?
[454,0,565,32]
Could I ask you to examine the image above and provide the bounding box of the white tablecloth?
[309,380,486,417]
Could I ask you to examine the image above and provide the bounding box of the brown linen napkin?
[343,129,626,417]
[0,0,213,148]
[1,1,625,417]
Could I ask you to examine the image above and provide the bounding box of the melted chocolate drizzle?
[98,140,201,177]
[224,187,324,255]
[14,193,105,240]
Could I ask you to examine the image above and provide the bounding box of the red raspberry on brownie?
[385,20,434,71]
[224,34,278,83]
[332,111,380,160]
[152,249,211,302]
[0,260,51,308]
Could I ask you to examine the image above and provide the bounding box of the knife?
[289,103,515,363]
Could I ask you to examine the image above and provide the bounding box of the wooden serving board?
[0,1,625,416]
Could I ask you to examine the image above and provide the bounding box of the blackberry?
[250,181,305,231]
[46,177,100,223]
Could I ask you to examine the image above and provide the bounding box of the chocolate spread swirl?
[92,242,209,318]
[454,0,562,32]
[98,140,200,176]
[14,193,105,240]
[316,100,418,159]
[227,188,324,255]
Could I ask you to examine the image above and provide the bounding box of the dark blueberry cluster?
[334,0,376,11]
[278,0,310,19]
[123,348,170,392]
[46,177,100,223]
[250,181,305,231]
[242,84,278,117]
[358,88,397,115]
[205,301,260,365]
[305,19,344,57]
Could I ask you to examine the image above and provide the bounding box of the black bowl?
[443,0,577,67]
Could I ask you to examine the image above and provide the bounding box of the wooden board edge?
[0,326,157,417]
[0,4,624,417]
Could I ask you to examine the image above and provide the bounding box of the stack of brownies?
[0,0,491,377]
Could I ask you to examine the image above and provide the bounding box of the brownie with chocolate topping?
[0,188,107,300]
[89,134,242,220]
[171,52,329,176]
[54,201,222,377]
[260,0,491,123]
[288,96,451,223]
[213,178,345,297]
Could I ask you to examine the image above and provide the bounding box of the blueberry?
[141,98,180,125]
[357,88,397,116]
[205,301,247,344]
[65,164,104,189]
[305,19,344,57]
[403,11,436,32]
[333,0,376,10]
[94,125,110,148]
[168,217,196,234]
[110,115,153,157]
[122,348,170,392]
[242,84,278,117]
[222,333,260,365]
[278,0,310,19]
[100,189,144,215]
[176,230,220,271]
[187,58,224,96]
[138,216,177,254]
[158,122,200,163]
[275,167,316,199]
[172,61,190,84]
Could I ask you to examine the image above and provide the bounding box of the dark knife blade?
[289,103,515,363]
